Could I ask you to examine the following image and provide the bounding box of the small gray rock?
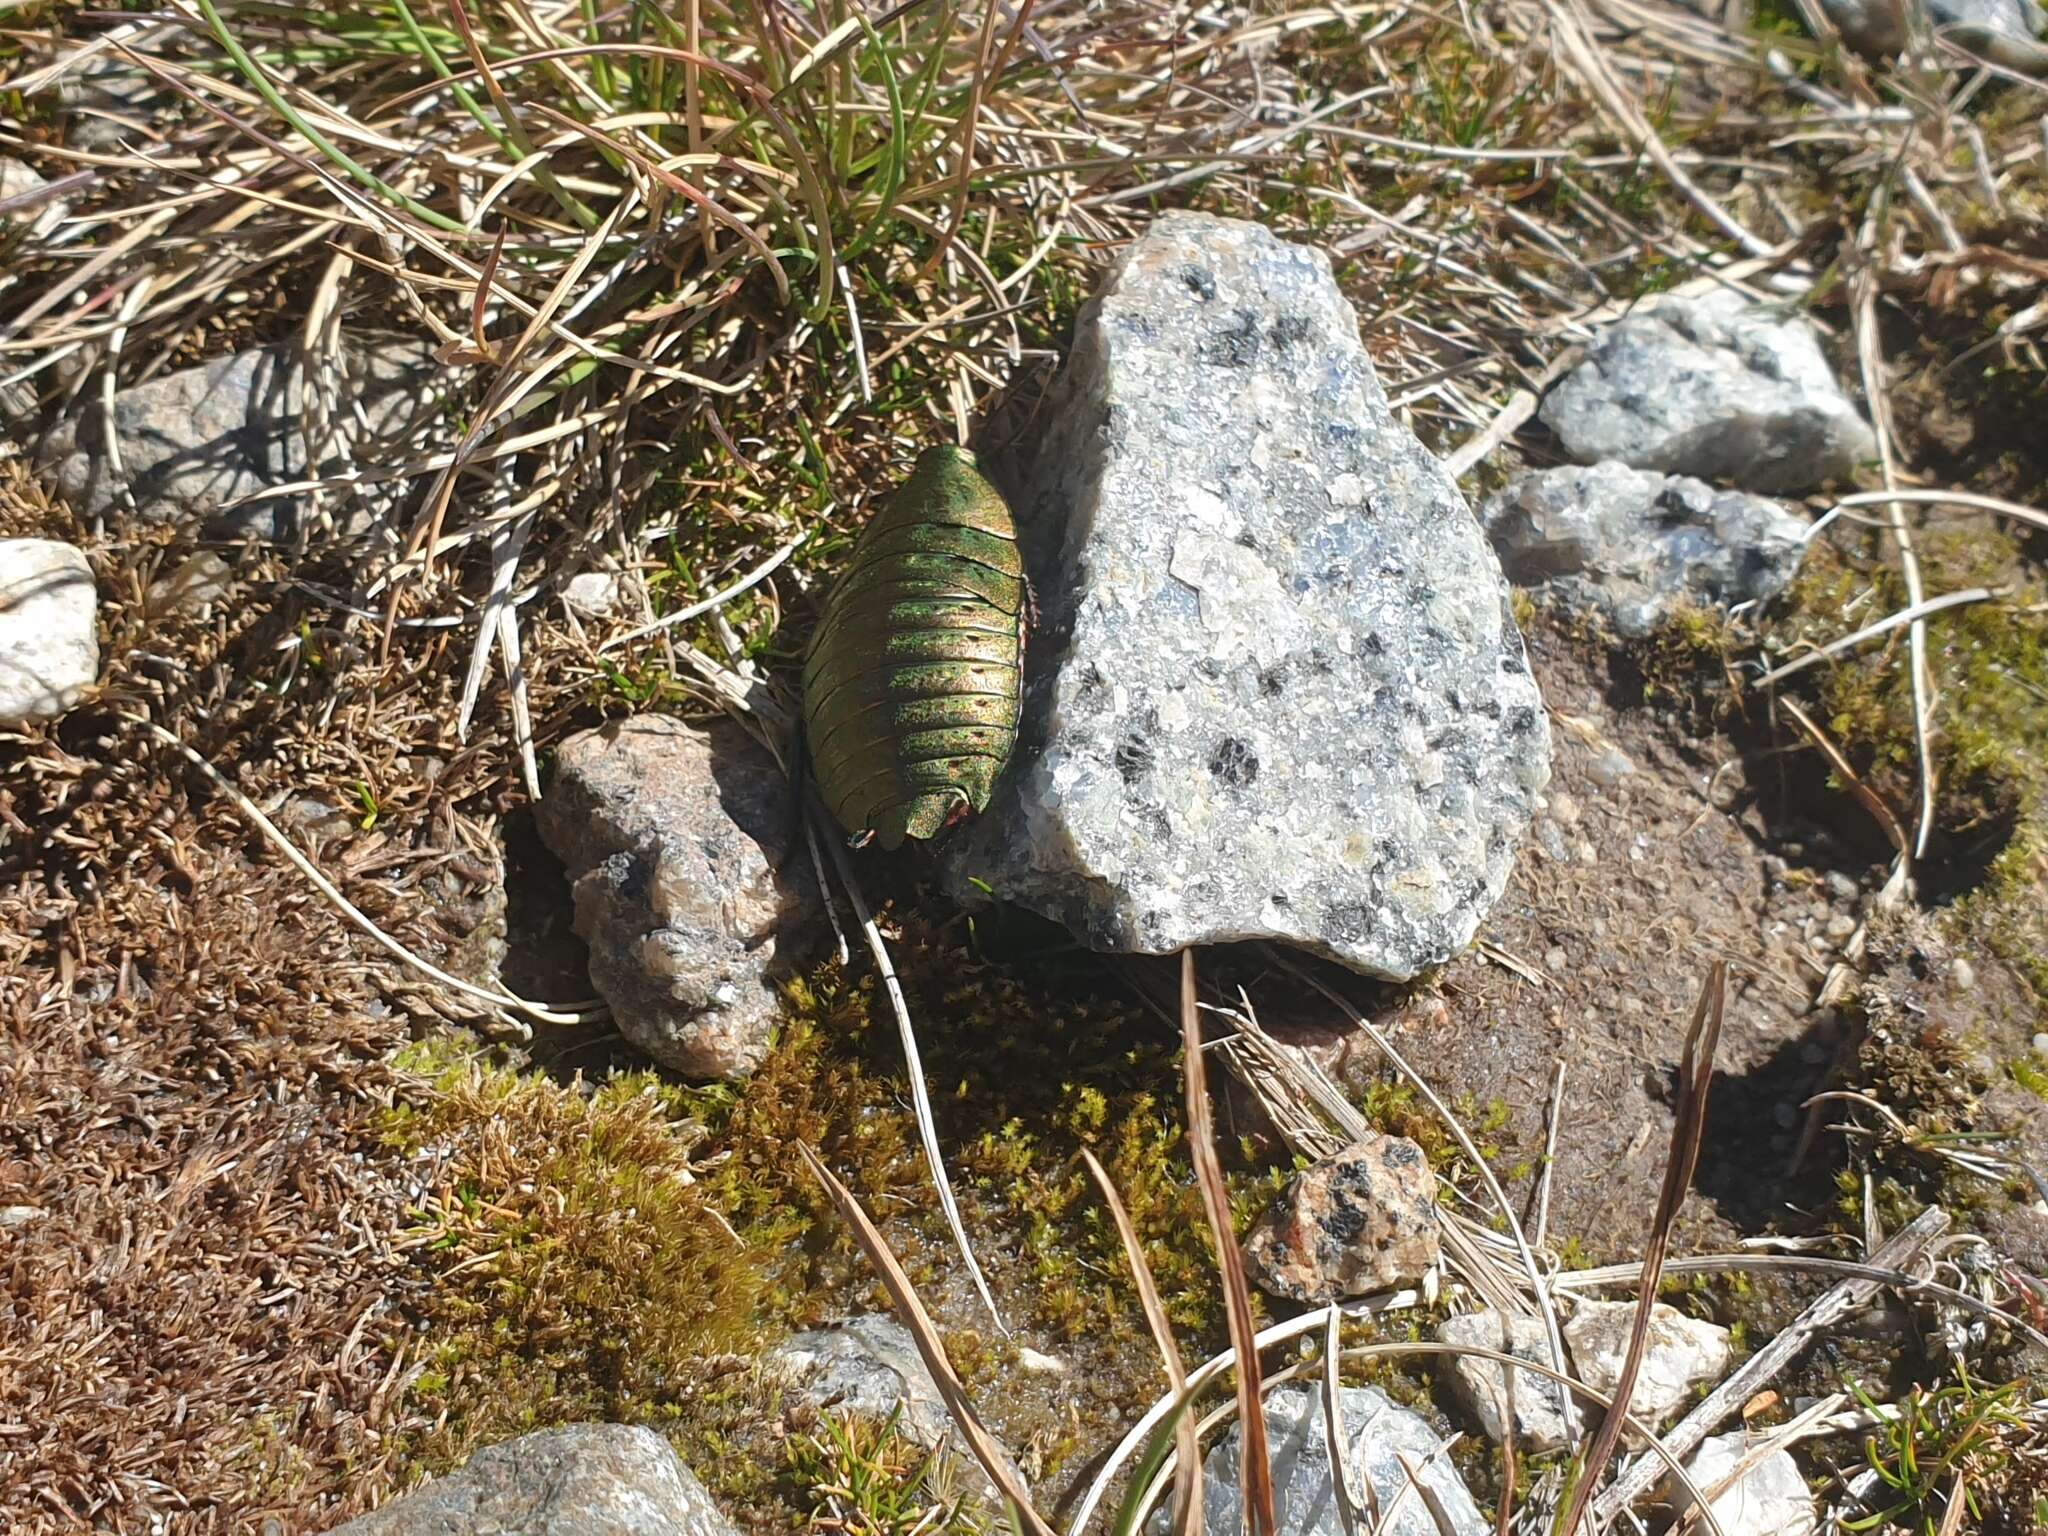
[1161,1384,1484,1536]
[1436,1310,1583,1452]
[1659,1430,1818,1536]
[1561,1300,1732,1427]
[331,1423,738,1536]
[62,51,174,152]
[37,338,444,540]
[146,551,235,618]
[1818,0,2047,70]
[769,1315,953,1452]
[947,211,1549,980]
[41,347,301,538]
[1243,1135,1440,1303]
[564,571,623,615]
[1481,462,1809,636]
[1540,291,1877,494]
[0,539,98,725]
[0,156,64,232]
[536,715,822,1078]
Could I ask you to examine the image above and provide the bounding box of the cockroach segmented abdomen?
[801,445,1026,851]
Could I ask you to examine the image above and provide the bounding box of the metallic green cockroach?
[802,444,1025,851]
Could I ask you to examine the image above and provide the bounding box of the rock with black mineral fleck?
[947,210,1549,980]
[1481,462,1809,636]
[537,715,824,1079]
[1243,1135,1439,1303]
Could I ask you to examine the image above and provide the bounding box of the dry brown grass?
[1,0,2045,1531]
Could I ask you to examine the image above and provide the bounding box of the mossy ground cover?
[4,1,2046,1531]
[372,910,1303,1519]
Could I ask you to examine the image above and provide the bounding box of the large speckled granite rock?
[537,715,822,1079]
[333,1424,738,1536]
[1480,462,1809,635]
[1538,290,1876,494]
[947,212,1549,980]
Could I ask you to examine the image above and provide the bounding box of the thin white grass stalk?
[801,813,852,968]
[1391,1449,1465,1536]
[600,535,807,651]
[124,715,600,1029]
[1755,587,2000,686]
[1588,1206,1954,1524]
[1850,239,1937,861]
[458,489,532,741]
[1319,1310,1365,1536]
[1077,1333,1726,1536]
[497,602,541,801]
[1273,954,1572,1404]
[1806,487,2048,541]
[800,1148,1054,1536]
[1534,1059,1566,1250]
[819,820,1006,1334]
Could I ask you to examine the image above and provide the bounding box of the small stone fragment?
[1243,1135,1439,1302]
[1436,1310,1583,1452]
[146,551,235,618]
[1539,290,1877,494]
[1480,462,1809,636]
[331,1423,739,1536]
[536,715,823,1078]
[1160,1383,1485,1536]
[1952,957,1976,993]
[0,156,64,234]
[1562,1299,1732,1427]
[1816,0,2047,71]
[62,51,174,152]
[947,211,1549,980]
[1586,746,1635,788]
[1659,1430,1819,1536]
[770,1316,955,1453]
[564,570,622,615]
[0,538,98,725]
[38,339,445,541]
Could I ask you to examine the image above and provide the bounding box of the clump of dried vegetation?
[3,0,2046,1532]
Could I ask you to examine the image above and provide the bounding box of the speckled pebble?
[1953,958,1977,993]
[2032,1032,2048,1057]
[1243,1135,1439,1302]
